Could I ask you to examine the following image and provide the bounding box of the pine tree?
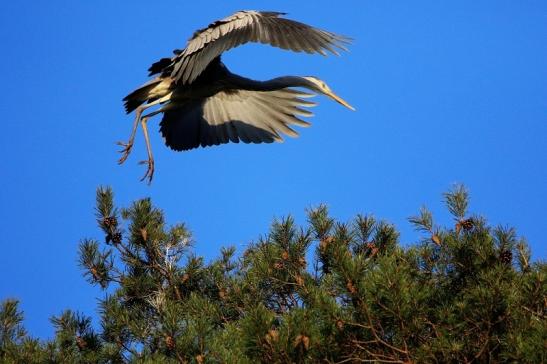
[1,185,545,363]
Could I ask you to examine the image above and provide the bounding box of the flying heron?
[120,10,354,183]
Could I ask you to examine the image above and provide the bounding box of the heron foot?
[117,141,134,164]
[139,158,155,185]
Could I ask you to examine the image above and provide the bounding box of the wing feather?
[169,11,350,84]
[159,88,317,151]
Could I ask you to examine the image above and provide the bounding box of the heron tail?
[123,78,165,114]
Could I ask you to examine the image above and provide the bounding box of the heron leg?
[136,107,176,184]
[139,116,155,184]
[117,93,172,164]
[117,107,143,164]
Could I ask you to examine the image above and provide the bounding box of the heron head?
[303,76,355,111]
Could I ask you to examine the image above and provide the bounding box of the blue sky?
[1,1,545,338]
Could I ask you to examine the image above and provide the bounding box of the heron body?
[120,10,354,183]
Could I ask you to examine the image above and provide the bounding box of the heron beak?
[326,90,355,111]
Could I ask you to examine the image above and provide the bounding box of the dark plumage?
[119,10,354,183]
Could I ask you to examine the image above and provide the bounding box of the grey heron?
[120,10,354,183]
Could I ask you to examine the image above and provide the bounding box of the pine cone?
[265,329,279,344]
[461,218,474,231]
[319,236,334,251]
[90,267,100,280]
[346,280,357,294]
[111,232,122,244]
[499,250,513,265]
[218,288,227,300]
[165,335,175,350]
[456,218,474,234]
[293,334,310,350]
[431,234,441,246]
[181,273,190,284]
[76,336,87,350]
[103,216,118,229]
[366,242,379,257]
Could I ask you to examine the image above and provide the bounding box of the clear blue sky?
[1,1,546,339]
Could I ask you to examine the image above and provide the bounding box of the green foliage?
[1,187,545,363]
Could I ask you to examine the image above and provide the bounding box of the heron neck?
[226,73,317,92]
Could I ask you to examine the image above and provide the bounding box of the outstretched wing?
[168,11,350,84]
[159,89,317,151]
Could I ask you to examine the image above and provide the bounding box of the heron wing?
[159,88,317,151]
[170,11,350,84]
